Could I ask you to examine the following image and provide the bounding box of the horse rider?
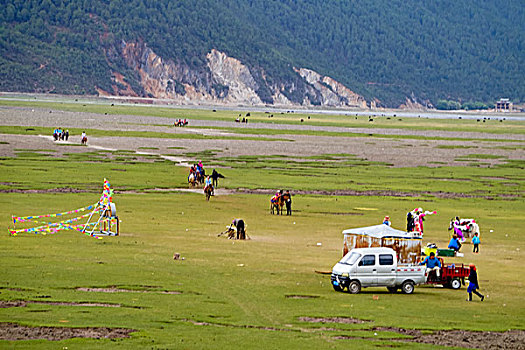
[204,175,213,195]
[271,191,281,205]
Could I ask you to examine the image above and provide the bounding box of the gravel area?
[1,106,523,167]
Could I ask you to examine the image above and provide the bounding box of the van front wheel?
[401,281,414,294]
[348,280,361,294]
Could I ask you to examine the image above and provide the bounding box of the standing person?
[211,169,224,188]
[64,129,69,141]
[466,264,484,301]
[406,211,415,232]
[410,208,437,233]
[383,216,391,226]
[232,218,245,240]
[284,190,292,215]
[472,232,480,253]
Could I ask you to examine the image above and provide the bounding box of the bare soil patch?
[0,300,122,308]
[399,328,525,349]
[1,186,517,200]
[0,187,88,194]
[77,286,181,294]
[285,294,320,299]
[333,326,525,349]
[0,322,135,341]
[299,316,370,324]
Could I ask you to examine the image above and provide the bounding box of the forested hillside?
[1,0,523,107]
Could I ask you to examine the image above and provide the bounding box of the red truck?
[425,258,470,289]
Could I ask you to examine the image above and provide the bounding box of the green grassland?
[1,102,525,348]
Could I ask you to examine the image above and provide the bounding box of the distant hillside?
[1,0,523,108]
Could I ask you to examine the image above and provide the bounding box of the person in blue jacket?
[472,232,480,253]
[420,252,441,280]
[448,235,462,252]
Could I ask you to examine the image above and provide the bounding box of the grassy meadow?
[0,100,524,349]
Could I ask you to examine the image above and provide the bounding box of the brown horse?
[204,185,213,201]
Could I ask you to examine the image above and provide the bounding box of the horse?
[448,218,479,240]
[81,136,88,145]
[195,169,206,184]
[188,173,197,187]
[270,195,284,215]
[204,185,213,201]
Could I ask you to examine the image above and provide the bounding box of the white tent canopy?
[342,224,419,239]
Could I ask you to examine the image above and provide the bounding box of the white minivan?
[331,247,426,294]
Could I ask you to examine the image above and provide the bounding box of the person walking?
[466,264,484,301]
[472,232,480,253]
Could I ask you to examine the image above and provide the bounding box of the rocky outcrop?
[112,40,369,108]
[294,68,367,108]
[206,49,262,105]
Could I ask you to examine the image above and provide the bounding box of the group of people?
[188,161,225,197]
[52,127,70,141]
[270,190,292,215]
[448,217,480,241]
[447,216,482,253]
[235,117,249,123]
[174,119,188,127]
[419,252,484,301]
[189,161,206,182]
[52,128,87,144]
[406,208,437,234]
[448,231,481,253]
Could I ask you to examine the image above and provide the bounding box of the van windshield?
[340,252,361,265]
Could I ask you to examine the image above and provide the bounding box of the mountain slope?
[0,0,523,107]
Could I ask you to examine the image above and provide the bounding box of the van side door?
[376,253,396,286]
[355,254,377,285]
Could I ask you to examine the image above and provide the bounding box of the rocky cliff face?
[107,41,369,108]
[294,68,367,108]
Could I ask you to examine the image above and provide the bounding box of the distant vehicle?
[331,247,426,294]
